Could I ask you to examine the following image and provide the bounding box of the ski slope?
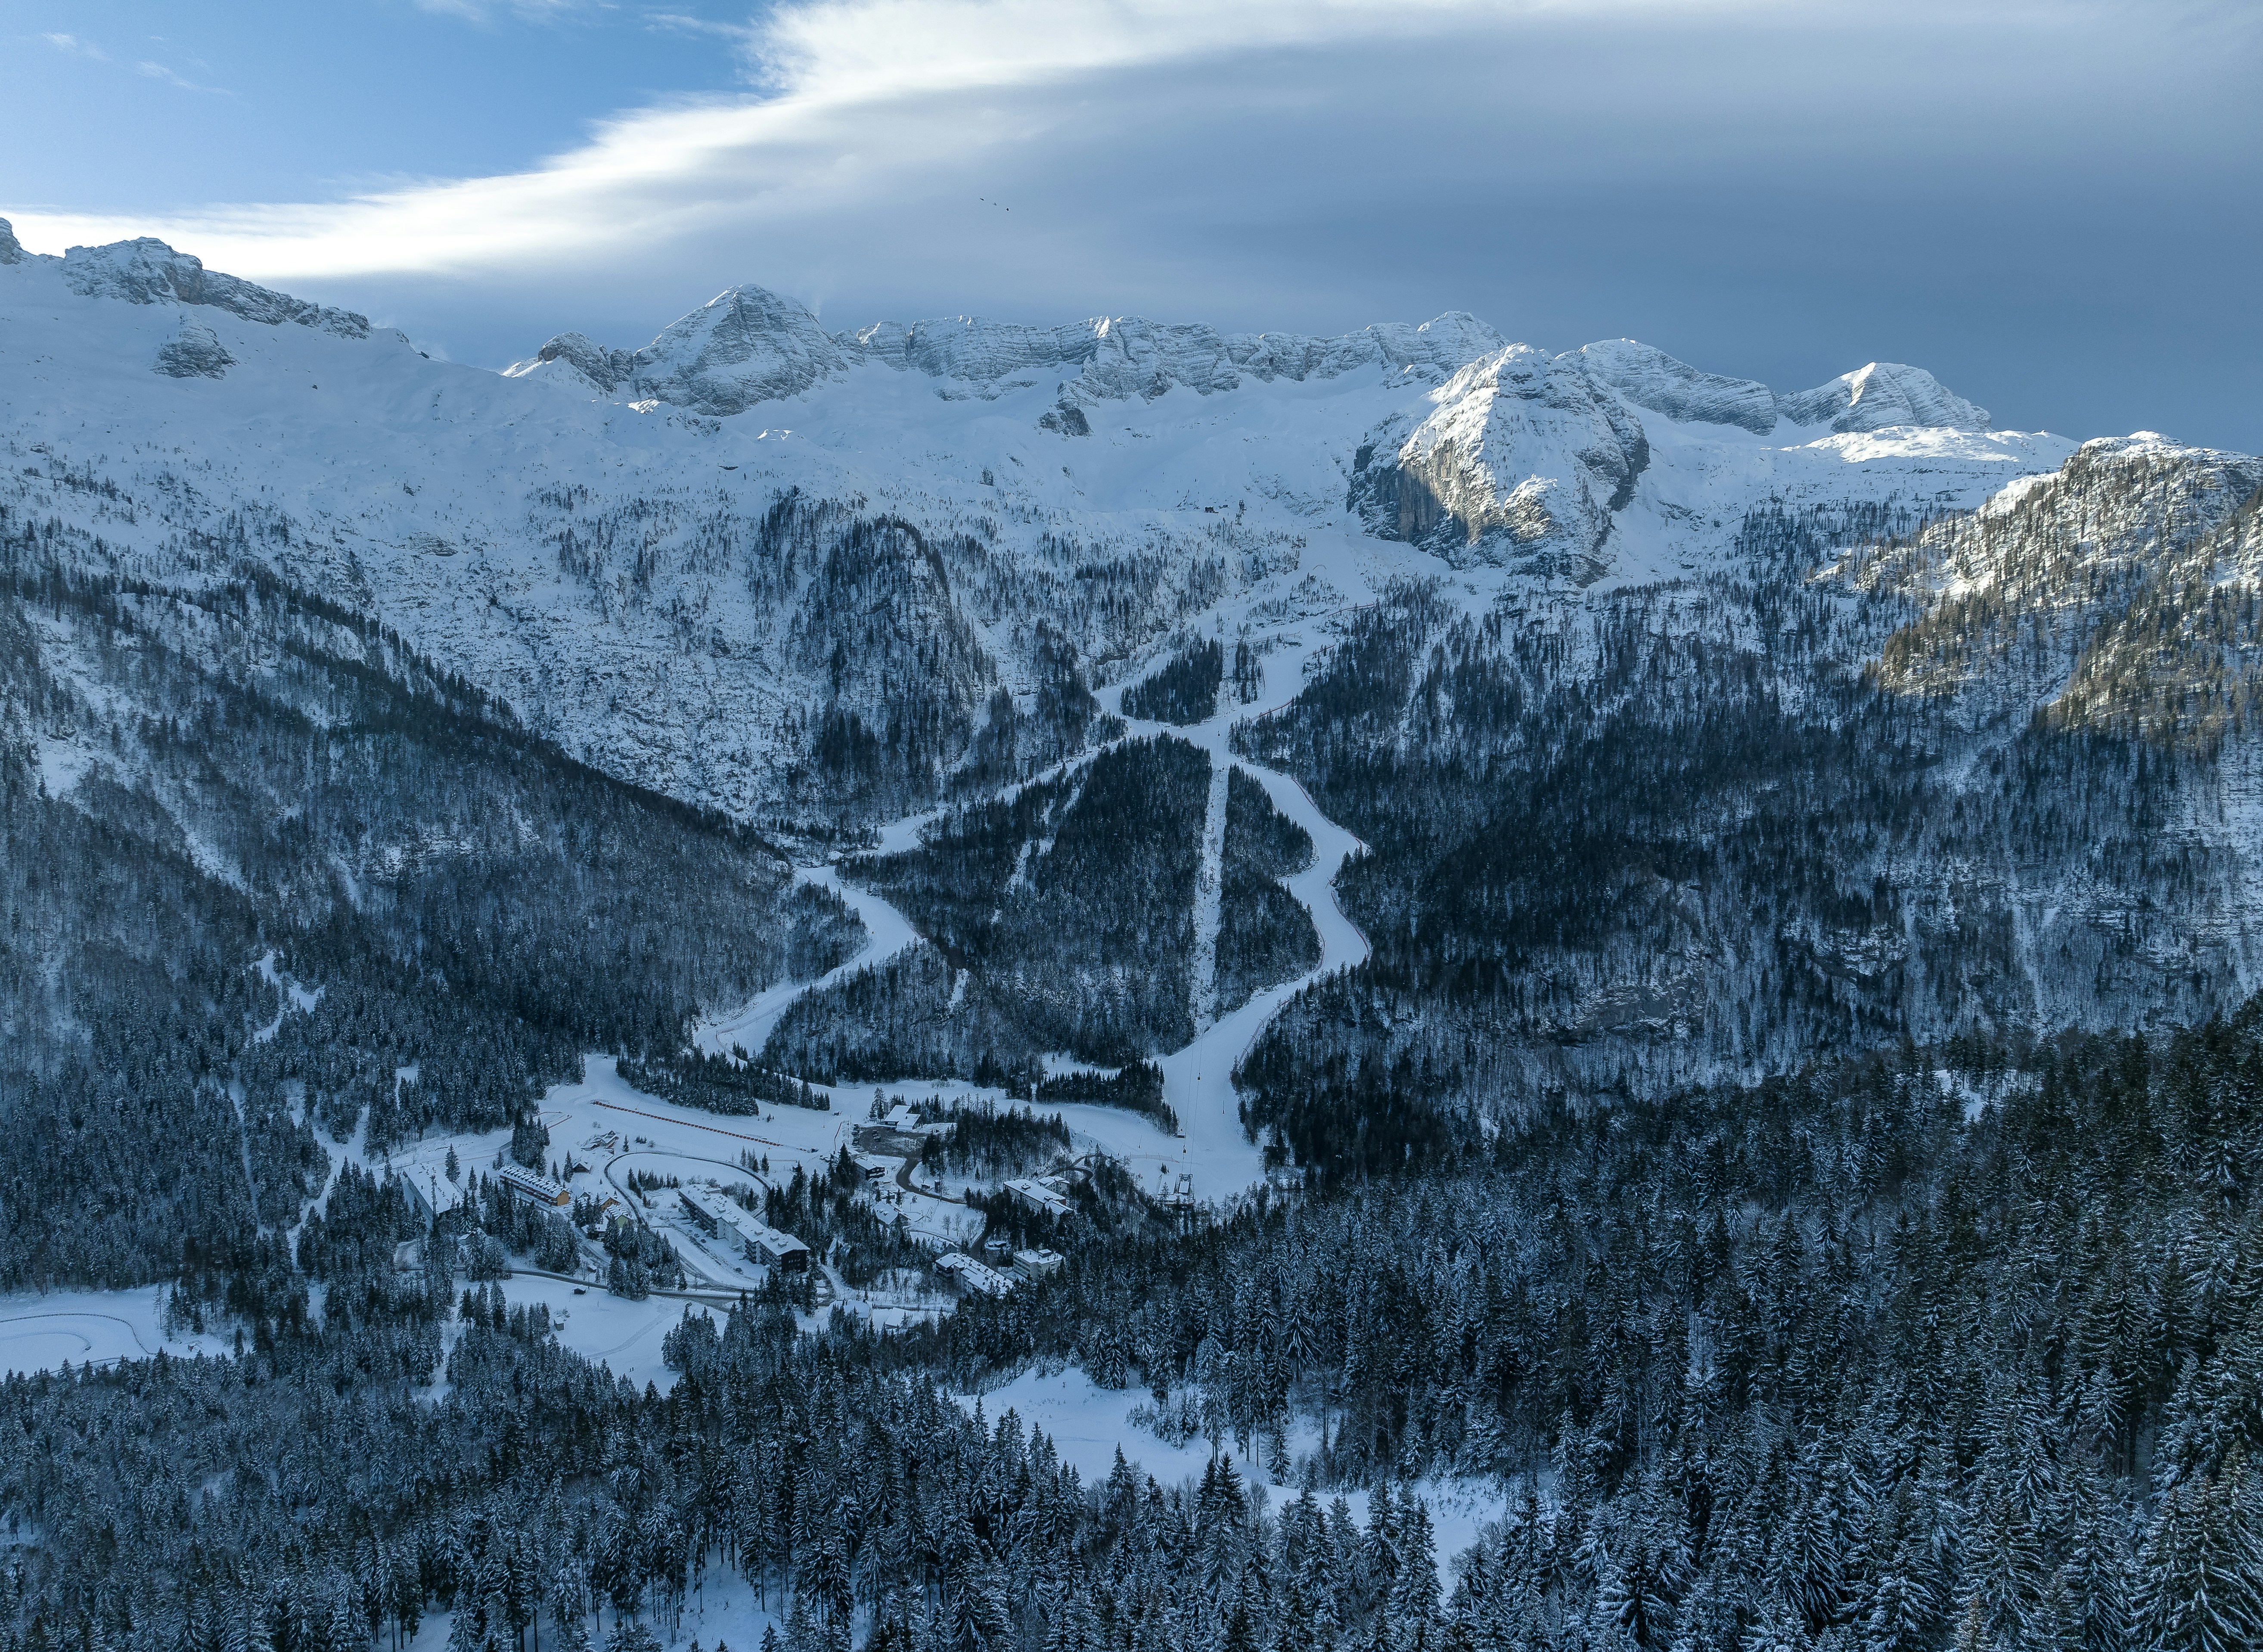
[1096,622,1375,1199]
[693,866,923,1059]
[688,578,1379,1204]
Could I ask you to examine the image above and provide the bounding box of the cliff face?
[1347,344,1653,581]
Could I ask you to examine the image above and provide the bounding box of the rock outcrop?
[1348,344,1651,580]
[153,321,236,379]
[1578,338,1780,434]
[59,237,370,338]
[1779,360,1990,433]
[512,286,849,414]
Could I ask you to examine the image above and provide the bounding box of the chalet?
[404,1177,447,1222]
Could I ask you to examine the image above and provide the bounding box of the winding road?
[694,866,922,1060]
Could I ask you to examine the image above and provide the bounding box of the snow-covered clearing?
[392,1571,790,1652]
[1189,757,1232,1029]
[964,1365,1506,1582]
[0,1287,233,1376]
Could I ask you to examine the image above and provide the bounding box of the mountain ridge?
[504,268,1994,439]
[0,219,2082,835]
[6,216,2260,1142]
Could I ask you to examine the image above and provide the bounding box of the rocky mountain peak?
[632,283,851,414]
[510,284,849,415]
[52,235,373,338]
[521,330,638,394]
[1575,338,1780,434]
[1780,360,1990,433]
[0,218,23,265]
[1348,342,1651,581]
[520,289,1516,420]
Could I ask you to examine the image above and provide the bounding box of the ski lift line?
[591,1097,801,1151]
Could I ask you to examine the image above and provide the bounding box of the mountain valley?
[7,218,2263,1652]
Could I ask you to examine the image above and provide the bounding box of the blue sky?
[4,0,2260,450]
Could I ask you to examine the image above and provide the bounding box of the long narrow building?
[677,1185,811,1274]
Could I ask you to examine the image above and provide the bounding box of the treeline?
[531,482,1229,826]
[1214,769,1320,1017]
[618,1049,832,1115]
[1034,1062,1178,1133]
[917,1103,1076,1180]
[1840,443,2263,752]
[949,623,1121,797]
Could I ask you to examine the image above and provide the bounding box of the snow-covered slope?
[0,221,2078,827]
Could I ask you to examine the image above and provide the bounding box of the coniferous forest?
[16,482,2263,1652]
[12,1012,2263,1652]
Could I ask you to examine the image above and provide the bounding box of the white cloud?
[136,60,234,95]
[4,0,2250,370]
[4,0,1784,278]
[643,11,762,46]
[410,0,612,22]
[36,28,231,91]
[39,31,108,59]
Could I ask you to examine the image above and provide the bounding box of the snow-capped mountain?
[12,217,2263,1142]
[2,222,2072,822]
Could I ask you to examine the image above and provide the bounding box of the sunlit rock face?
[1349,345,1651,581]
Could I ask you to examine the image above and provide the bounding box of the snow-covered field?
[0,1287,233,1377]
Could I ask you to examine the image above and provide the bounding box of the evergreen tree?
[2136,1455,2263,1652]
